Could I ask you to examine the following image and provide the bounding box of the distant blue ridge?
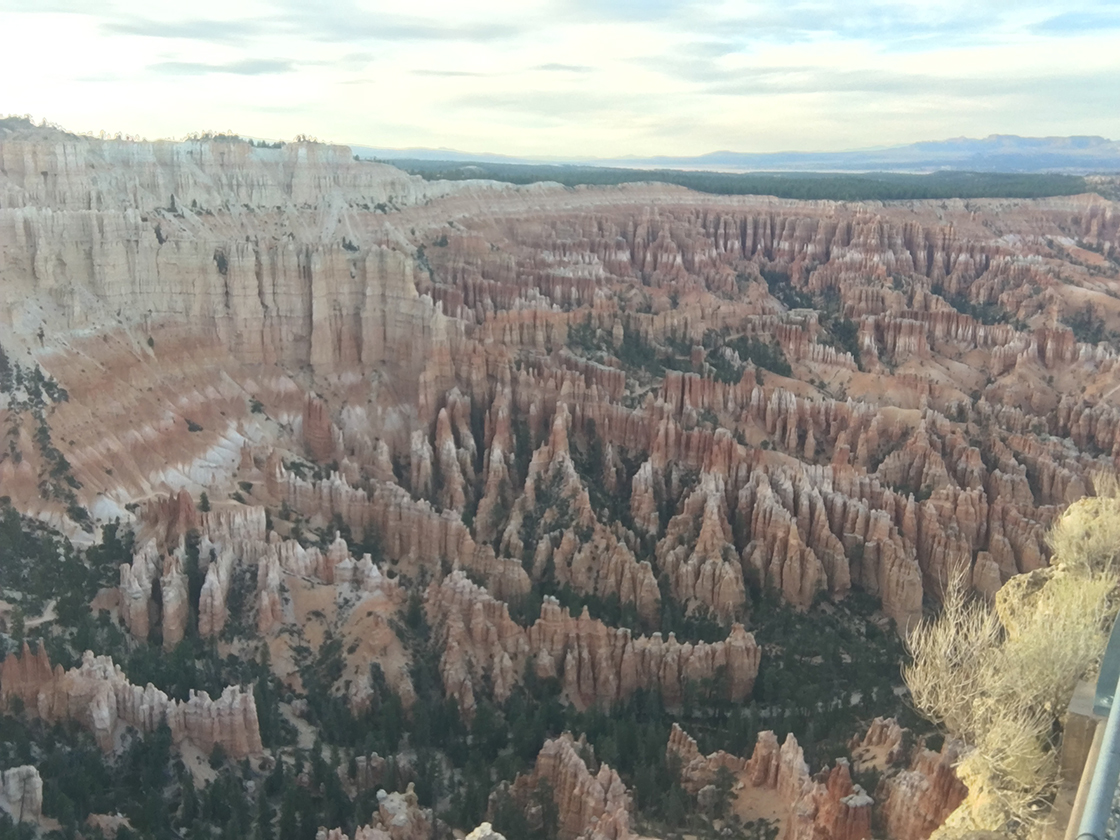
[354,135,1120,174]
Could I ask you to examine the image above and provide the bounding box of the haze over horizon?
[2,0,1119,158]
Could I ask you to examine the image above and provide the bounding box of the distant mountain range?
[354,135,1120,174]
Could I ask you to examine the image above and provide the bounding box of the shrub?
[209,742,227,769]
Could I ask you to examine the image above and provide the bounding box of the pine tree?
[278,784,298,840]
[257,789,275,840]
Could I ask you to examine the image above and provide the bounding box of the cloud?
[555,0,695,21]
[263,1,528,43]
[2,0,97,11]
[5,0,1120,157]
[457,90,627,118]
[103,6,526,45]
[413,69,487,77]
[105,18,262,42]
[701,67,1120,100]
[335,19,524,42]
[147,59,294,76]
[535,63,592,72]
[609,2,1028,52]
[1031,8,1120,33]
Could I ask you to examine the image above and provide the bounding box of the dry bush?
[906,488,1120,839]
[905,572,1002,742]
[1048,474,1120,577]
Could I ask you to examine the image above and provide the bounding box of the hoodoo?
[0,117,1116,840]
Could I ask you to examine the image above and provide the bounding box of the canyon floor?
[0,122,1117,840]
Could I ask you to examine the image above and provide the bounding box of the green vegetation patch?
[392,160,1091,201]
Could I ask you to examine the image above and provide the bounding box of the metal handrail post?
[1078,666,1120,840]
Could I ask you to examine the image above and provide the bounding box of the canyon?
[0,121,1117,839]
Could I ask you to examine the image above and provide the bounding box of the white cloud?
[0,0,1116,155]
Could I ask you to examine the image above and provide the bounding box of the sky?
[1,0,1119,157]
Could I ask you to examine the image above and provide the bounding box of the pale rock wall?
[0,765,42,821]
[465,823,507,840]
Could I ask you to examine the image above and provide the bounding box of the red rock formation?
[878,743,968,840]
[274,465,530,601]
[666,722,746,790]
[541,525,661,625]
[849,717,906,770]
[529,597,759,710]
[738,471,829,609]
[0,645,262,758]
[119,540,160,640]
[198,541,234,638]
[656,472,747,620]
[434,407,468,512]
[425,574,759,715]
[256,552,284,634]
[160,554,189,650]
[800,762,875,840]
[668,724,872,840]
[5,129,1119,767]
[499,403,597,561]
[303,395,337,462]
[426,571,529,715]
[141,490,199,551]
[128,502,280,645]
[410,430,434,500]
[505,733,634,840]
[475,386,516,543]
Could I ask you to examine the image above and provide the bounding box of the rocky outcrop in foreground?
[0,644,262,759]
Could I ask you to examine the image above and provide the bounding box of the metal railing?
[1071,620,1120,840]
